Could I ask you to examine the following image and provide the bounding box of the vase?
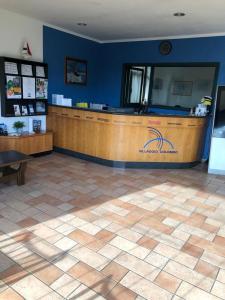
[16,128,23,136]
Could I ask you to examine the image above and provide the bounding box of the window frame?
[120,62,219,110]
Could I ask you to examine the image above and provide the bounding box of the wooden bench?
[0,150,32,186]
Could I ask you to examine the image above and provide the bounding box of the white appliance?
[208,86,225,175]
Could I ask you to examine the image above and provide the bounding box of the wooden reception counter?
[47,105,206,168]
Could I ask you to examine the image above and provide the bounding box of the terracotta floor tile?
[181,242,204,258]
[34,263,63,285]
[102,261,129,282]
[17,217,38,228]
[154,271,181,293]
[78,269,117,297]
[137,236,159,250]
[213,235,225,247]
[86,239,106,251]
[194,260,219,279]
[0,265,28,285]
[95,229,115,242]
[68,229,96,244]
[106,283,137,300]
[68,261,94,279]
[0,288,24,300]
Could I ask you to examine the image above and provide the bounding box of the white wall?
[0,8,45,133]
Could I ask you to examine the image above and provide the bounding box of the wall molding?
[101,32,225,44]
[44,24,225,44]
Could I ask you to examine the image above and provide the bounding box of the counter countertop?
[49,104,206,119]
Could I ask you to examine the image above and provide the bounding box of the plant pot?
[16,128,23,136]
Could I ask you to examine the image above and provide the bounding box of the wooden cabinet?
[0,132,53,155]
[47,105,206,165]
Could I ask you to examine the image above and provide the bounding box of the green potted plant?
[13,121,25,135]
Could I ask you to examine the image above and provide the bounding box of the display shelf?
[0,56,48,117]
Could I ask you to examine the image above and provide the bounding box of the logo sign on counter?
[139,127,178,154]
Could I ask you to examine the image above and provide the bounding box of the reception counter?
[47,105,206,168]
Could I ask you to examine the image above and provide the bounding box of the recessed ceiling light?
[77,22,87,27]
[173,12,186,17]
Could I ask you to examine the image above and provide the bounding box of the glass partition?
[121,63,218,109]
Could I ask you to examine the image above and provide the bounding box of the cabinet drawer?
[96,113,112,123]
[83,111,96,121]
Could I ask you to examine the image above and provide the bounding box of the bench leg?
[17,162,27,186]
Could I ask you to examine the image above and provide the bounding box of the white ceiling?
[1,0,225,43]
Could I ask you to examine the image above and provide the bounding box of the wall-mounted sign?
[139,127,178,154]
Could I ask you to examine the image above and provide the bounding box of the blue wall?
[43,26,100,102]
[98,37,225,106]
[43,26,225,160]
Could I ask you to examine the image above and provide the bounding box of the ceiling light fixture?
[77,22,87,27]
[173,12,186,17]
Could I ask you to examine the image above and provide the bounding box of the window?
[122,65,152,107]
[121,63,218,109]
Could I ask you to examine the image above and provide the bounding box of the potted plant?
[13,121,25,135]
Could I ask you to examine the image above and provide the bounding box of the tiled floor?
[0,153,225,299]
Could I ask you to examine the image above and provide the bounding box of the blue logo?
[139,127,177,154]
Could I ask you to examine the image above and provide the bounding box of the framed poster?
[36,78,48,99]
[5,62,18,74]
[21,105,28,116]
[21,64,33,76]
[13,104,21,116]
[28,104,35,115]
[36,66,45,77]
[65,57,87,85]
[6,76,22,99]
[36,101,46,113]
[22,77,35,99]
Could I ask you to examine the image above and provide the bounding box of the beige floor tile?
[145,251,169,268]
[53,254,79,272]
[38,291,64,299]
[155,243,198,269]
[110,236,137,252]
[12,274,52,300]
[50,274,81,298]
[120,271,172,300]
[98,244,122,260]
[69,246,109,269]
[79,223,102,235]
[211,281,225,299]
[128,245,151,259]
[217,269,225,284]
[117,228,143,242]
[176,281,221,300]
[164,260,214,292]
[115,252,160,279]
[54,237,77,251]
[68,283,105,300]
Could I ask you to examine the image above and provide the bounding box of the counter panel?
[47,106,206,167]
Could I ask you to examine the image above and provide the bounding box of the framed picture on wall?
[65,57,87,85]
